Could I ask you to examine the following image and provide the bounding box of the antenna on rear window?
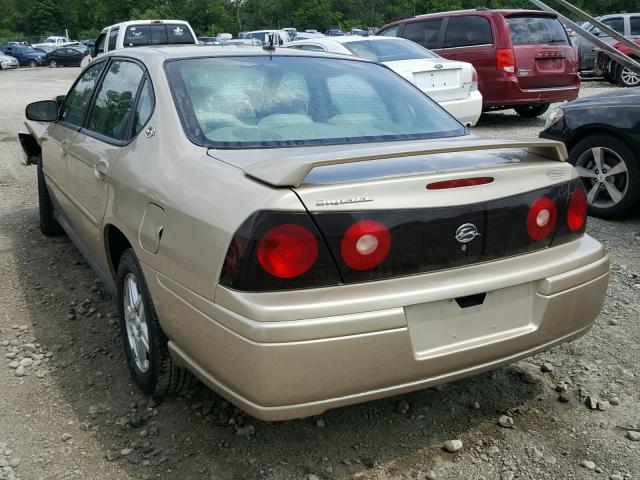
[263,33,277,51]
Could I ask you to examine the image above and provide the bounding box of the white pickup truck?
[32,36,74,50]
[92,20,197,58]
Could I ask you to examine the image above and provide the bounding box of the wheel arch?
[104,223,133,281]
[566,126,636,158]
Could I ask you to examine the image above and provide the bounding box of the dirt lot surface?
[0,67,639,480]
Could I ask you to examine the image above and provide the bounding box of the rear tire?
[568,133,640,219]
[116,249,195,396]
[616,63,640,88]
[37,158,64,236]
[514,104,550,118]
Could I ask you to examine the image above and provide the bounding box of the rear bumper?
[483,76,580,107]
[440,90,483,126]
[145,235,608,421]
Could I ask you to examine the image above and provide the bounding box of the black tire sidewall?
[569,133,640,218]
[116,249,163,395]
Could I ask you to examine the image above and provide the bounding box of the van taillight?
[527,197,557,240]
[496,48,516,73]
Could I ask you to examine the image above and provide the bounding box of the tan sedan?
[20,45,608,420]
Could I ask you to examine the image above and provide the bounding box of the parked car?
[80,39,96,48]
[377,9,580,118]
[284,36,482,126]
[570,13,640,75]
[540,90,640,218]
[0,44,46,67]
[237,30,290,45]
[32,35,74,50]
[326,28,345,36]
[21,45,608,421]
[594,39,640,87]
[0,53,19,69]
[92,20,197,59]
[45,47,89,67]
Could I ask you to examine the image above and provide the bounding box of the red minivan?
[377,9,580,118]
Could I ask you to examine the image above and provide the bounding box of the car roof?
[99,43,375,64]
[107,19,192,29]
[414,8,556,17]
[297,35,403,45]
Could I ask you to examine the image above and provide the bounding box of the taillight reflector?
[527,196,557,240]
[496,48,516,73]
[341,220,391,270]
[427,177,494,190]
[256,224,318,278]
[567,188,587,231]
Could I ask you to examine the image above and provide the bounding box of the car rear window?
[343,39,437,62]
[124,24,194,47]
[165,56,465,149]
[506,16,568,45]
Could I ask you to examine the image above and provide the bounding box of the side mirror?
[26,100,58,122]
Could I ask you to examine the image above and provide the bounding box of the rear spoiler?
[241,138,568,187]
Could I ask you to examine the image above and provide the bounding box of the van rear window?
[124,24,194,47]
[506,16,568,45]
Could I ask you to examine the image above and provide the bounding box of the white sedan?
[284,36,482,126]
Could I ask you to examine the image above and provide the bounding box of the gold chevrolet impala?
[20,45,609,420]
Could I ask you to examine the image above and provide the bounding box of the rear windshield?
[124,24,195,47]
[165,56,465,149]
[343,39,437,62]
[506,16,568,45]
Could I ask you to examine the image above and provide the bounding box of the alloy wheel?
[49,60,57,68]
[575,146,629,209]
[620,67,640,87]
[28,60,36,67]
[123,273,150,373]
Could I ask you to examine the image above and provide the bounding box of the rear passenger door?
[400,19,445,54]
[65,59,146,258]
[441,15,494,94]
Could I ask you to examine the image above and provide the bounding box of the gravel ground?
[0,67,639,480]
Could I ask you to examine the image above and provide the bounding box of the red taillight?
[427,177,494,190]
[527,197,557,240]
[567,188,587,231]
[341,220,391,270]
[496,48,516,73]
[256,224,318,278]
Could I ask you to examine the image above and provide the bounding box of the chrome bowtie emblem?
[434,64,444,69]
[455,223,480,247]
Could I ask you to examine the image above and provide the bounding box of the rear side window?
[108,27,119,51]
[379,25,400,37]
[87,60,144,141]
[594,18,625,37]
[124,24,194,47]
[132,79,154,137]
[444,16,493,48]
[402,19,443,49]
[95,32,106,55]
[61,62,105,127]
[506,16,568,45]
[631,17,640,36]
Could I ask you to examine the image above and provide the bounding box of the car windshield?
[506,16,569,45]
[343,39,437,62]
[21,46,36,53]
[165,55,465,149]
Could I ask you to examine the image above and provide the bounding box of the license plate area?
[536,58,564,71]
[414,69,461,90]
[405,283,536,360]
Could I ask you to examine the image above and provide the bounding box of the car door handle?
[94,161,108,181]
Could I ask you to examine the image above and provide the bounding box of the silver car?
[20,46,608,420]
[0,53,19,70]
